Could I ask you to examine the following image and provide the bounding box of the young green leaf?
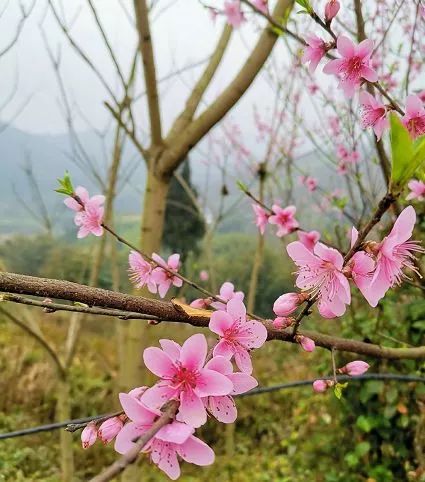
[55,171,74,196]
[390,113,414,190]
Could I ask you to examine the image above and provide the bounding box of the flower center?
[172,363,199,389]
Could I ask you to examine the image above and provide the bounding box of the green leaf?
[333,382,348,400]
[390,113,414,189]
[355,441,371,457]
[295,0,313,13]
[356,415,374,433]
[55,171,74,196]
[236,180,248,193]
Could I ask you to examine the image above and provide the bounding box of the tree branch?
[90,401,179,482]
[158,0,294,175]
[167,23,233,137]
[133,0,162,145]
[0,306,66,377]
[1,272,424,360]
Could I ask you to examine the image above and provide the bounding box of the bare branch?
[1,272,425,360]
[90,401,179,482]
[0,306,65,377]
[133,0,163,145]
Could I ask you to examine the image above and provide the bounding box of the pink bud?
[340,360,370,376]
[313,380,328,393]
[98,416,124,444]
[325,0,340,21]
[81,422,97,449]
[190,298,210,309]
[298,335,315,352]
[199,270,209,281]
[273,293,303,316]
[272,317,293,329]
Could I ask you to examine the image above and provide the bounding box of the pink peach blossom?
[287,241,351,318]
[268,204,299,237]
[324,0,340,21]
[402,94,425,139]
[406,179,425,201]
[64,186,105,238]
[116,393,214,480]
[252,203,269,235]
[347,228,376,305]
[151,253,183,298]
[359,206,424,307]
[297,230,321,251]
[210,281,244,310]
[81,422,97,449]
[359,91,389,140]
[128,251,156,293]
[302,34,327,73]
[209,298,268,374]
[323,36,378,98]
[224,0,244,28]
[141,334,233,428]
[252,0,268,13]
[203,356,257,423]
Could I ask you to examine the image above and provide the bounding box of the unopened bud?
[98,416,124,444]
[339,360,370,376]
[296,335,316,352]
[81,422,97,449]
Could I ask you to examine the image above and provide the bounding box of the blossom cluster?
[300,5,425,141]
[270,206,423,321]
[252,203,299,237]
[81,297,267,479]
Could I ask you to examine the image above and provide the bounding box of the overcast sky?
[0,0,296,138]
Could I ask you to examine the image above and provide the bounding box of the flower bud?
[199,270,209,281]
[325,0,340,21]
[297,335,316,352]
[190,298,210,309]
[313,380,328,393]
[339,360,370,376]
[98,416,124,444]
[273,293,306,316]
[272,317,293,329]
[81,422,97,449]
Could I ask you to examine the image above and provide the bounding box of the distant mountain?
[0,123,382,237]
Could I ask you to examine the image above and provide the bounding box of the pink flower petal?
[178,390,207,428]
[195,369,233,397]
[205,356,233,375]
[119,393,157,425]
[228,372,258,395]
[209,311,234,336]
[177,435,215,466]
[226,298,246,321]
[159,339,181,362]
[234,347,253,374]
[337,35,355,57]
[114,422,144,454]
[155,421,193,444]
[207,395,237,423]
[180,333,207,371]
[143,347,176,378]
